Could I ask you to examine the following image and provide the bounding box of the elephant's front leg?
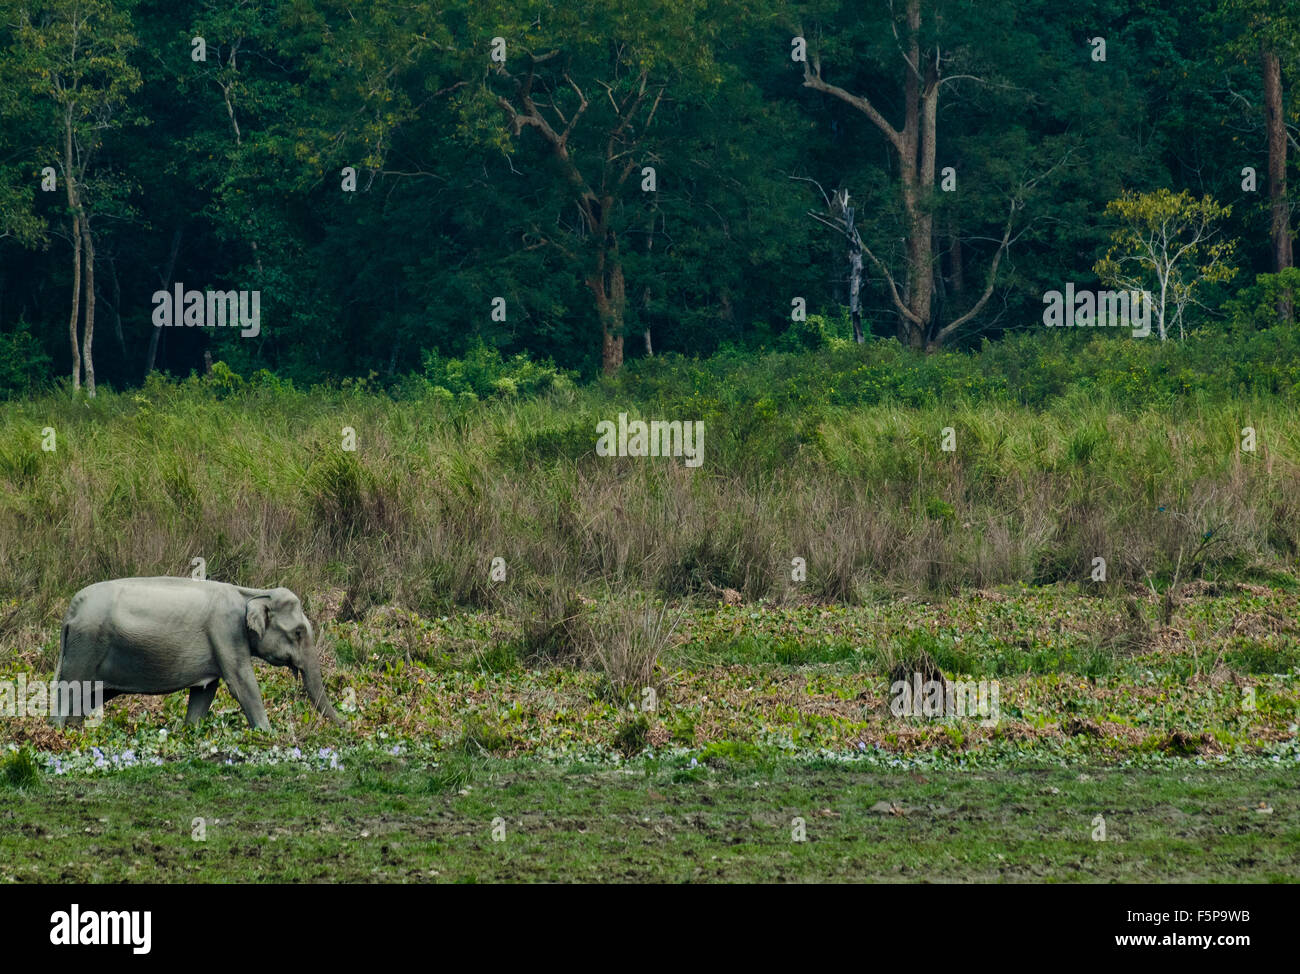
[185,681,220,725]
[221,661,271,731]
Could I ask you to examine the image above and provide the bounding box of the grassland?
[3,758,1297,883]
[2,340,1299,881]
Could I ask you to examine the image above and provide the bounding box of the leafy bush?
[1224,268,1300,332]
[613,715,650,757]
[456,714,511,755]
[0,747,42,790]
[421,343,573,400]
[614,323,1300,417]
[776,313,830,351]
[0,322,49,399]
[202,360,246,397]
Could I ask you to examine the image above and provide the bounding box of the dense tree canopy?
[0,0,1293,392]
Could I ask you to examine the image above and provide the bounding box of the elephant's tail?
[49,624,68,725]
[55,622,68,681]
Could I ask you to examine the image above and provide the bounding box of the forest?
[0,0,1296,393]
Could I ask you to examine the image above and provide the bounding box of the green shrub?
[0,322,49,399]
[0,747,42,790]
[1225,268,1300,332]
[456,714,511,755]
[776,313,830,351]
[421,343,573,400]
[613,714,650,757]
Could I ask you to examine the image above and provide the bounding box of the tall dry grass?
[2,375,1297,665]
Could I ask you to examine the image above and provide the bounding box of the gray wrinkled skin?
[52,577,343,731]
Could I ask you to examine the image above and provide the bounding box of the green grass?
[0,747,41,790]
[2,757,1295,882]
[3,355,1300,634]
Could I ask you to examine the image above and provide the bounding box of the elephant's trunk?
[301,644,344,726]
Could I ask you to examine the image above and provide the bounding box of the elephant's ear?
[245,597,271,645]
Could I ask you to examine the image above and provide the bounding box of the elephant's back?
[65,577,231,628]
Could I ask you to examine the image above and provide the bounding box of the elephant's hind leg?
[221,661,270,731]
[185,682,220,725]
[49,646,92,727]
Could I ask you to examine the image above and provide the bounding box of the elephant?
[51,577,343,731]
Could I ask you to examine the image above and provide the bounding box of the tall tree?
[794,0,1107,349]
[467,0,716,375]
[1094,189,1238,341]
[3,0,140,395]
[1217,0,1298,320]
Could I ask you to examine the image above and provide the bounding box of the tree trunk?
[602,329,624,374]
[588,224,626,376]
[848,249,864,343]
[79,215,97,397]
[109,256,126,360]
[898,146,928,350]
[145,306,161,376]
[641,286,654,356]
[892,2,938,348]
[593,263,626,375]
[67,213,82,392]
[146,227,182,377]
[898,0,933,348]
[1262,45,1293,322]
[64,114,82,392]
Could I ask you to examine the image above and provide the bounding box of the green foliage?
[421,344,573,400]
[0,0,1290,386]
[611,325,1300,424]
[456,714,511,756]
[202,361,247,398]
[613,714,650,758]
[0,322,49,398]
[1224,269,1300,331]
[775,313,831,352]
[0,747,41,790]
